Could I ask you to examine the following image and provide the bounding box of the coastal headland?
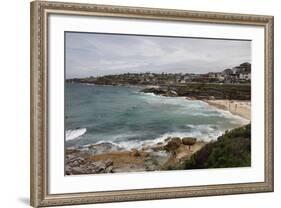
[66,73,251,175]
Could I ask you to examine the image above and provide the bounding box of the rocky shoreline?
[66,137,207,175]
[140,84,250,100]
[66,123,251,175]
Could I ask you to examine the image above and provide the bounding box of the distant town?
[66,62,251,100]
[67,62,251,86]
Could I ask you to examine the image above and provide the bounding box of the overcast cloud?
[65,32,251,78]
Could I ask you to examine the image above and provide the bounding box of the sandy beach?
[204,99,251,120]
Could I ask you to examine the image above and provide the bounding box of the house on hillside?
[222,68,233,75]
[240,62,251,73]
[239,72,251,80]
[180,79,186,84]
[232,66,242,74]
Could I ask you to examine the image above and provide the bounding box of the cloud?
[65,32,251,78]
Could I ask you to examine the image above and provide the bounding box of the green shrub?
[184,124,251,169]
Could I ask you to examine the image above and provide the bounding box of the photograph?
[30,1,273,206]
[65,32,252,175]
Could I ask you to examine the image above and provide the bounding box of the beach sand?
[204,99,251,120]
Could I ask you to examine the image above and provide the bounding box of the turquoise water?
[65,83,248,149]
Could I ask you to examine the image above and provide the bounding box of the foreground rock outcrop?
[65,137,207,175]
[65,124,251,175]
[66,154,114,174]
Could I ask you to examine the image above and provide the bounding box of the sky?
[65,32,251,78]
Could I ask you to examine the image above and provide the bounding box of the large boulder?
[165,137,182,152]
[182,137,197,146]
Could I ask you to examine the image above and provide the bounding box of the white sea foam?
[66,128,87,141]
[78,123,236,151]
[211,107,250,124]
[149,126,223,143]
[140,93,197,108]
[141,91,249,124]
[116,124,225,149]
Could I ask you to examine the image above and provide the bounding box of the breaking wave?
[66,128,87,141]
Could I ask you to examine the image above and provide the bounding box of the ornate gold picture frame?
[30,1,273,207]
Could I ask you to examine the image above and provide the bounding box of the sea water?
[65,83,248,149]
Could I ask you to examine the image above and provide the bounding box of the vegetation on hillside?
[184,124,251,169]
[176,83,250,100]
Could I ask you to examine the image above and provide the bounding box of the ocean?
[65,83,248,149]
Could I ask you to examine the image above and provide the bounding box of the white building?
[239,72,251,80]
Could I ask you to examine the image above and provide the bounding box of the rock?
[71,167,86,174]
[165,137,182,152]
[182,137,197,146]
[72,160,80,167]
[104,159,113,167]
[151,144,165,151]
[139,151,149,157]
[88,142,122,155]
[66,154,77,161]
[91,161,106,173]
[141,87,167,95]
[130,148,140,157]
[164,137,172,142]
[165,90,178,97]
[66,156,85,167]
[68,156,84,163]
[104,166,113,173]
[90,160,114,173]
[65,166,72,175]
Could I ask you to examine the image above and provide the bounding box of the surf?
[66,128,87,141]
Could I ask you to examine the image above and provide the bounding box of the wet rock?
[164,137,182,152]
[164,137,172,142]
[141,87,167,95]
[151,144,165,151]
[182,137,197,146]
[164,90,178,97]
